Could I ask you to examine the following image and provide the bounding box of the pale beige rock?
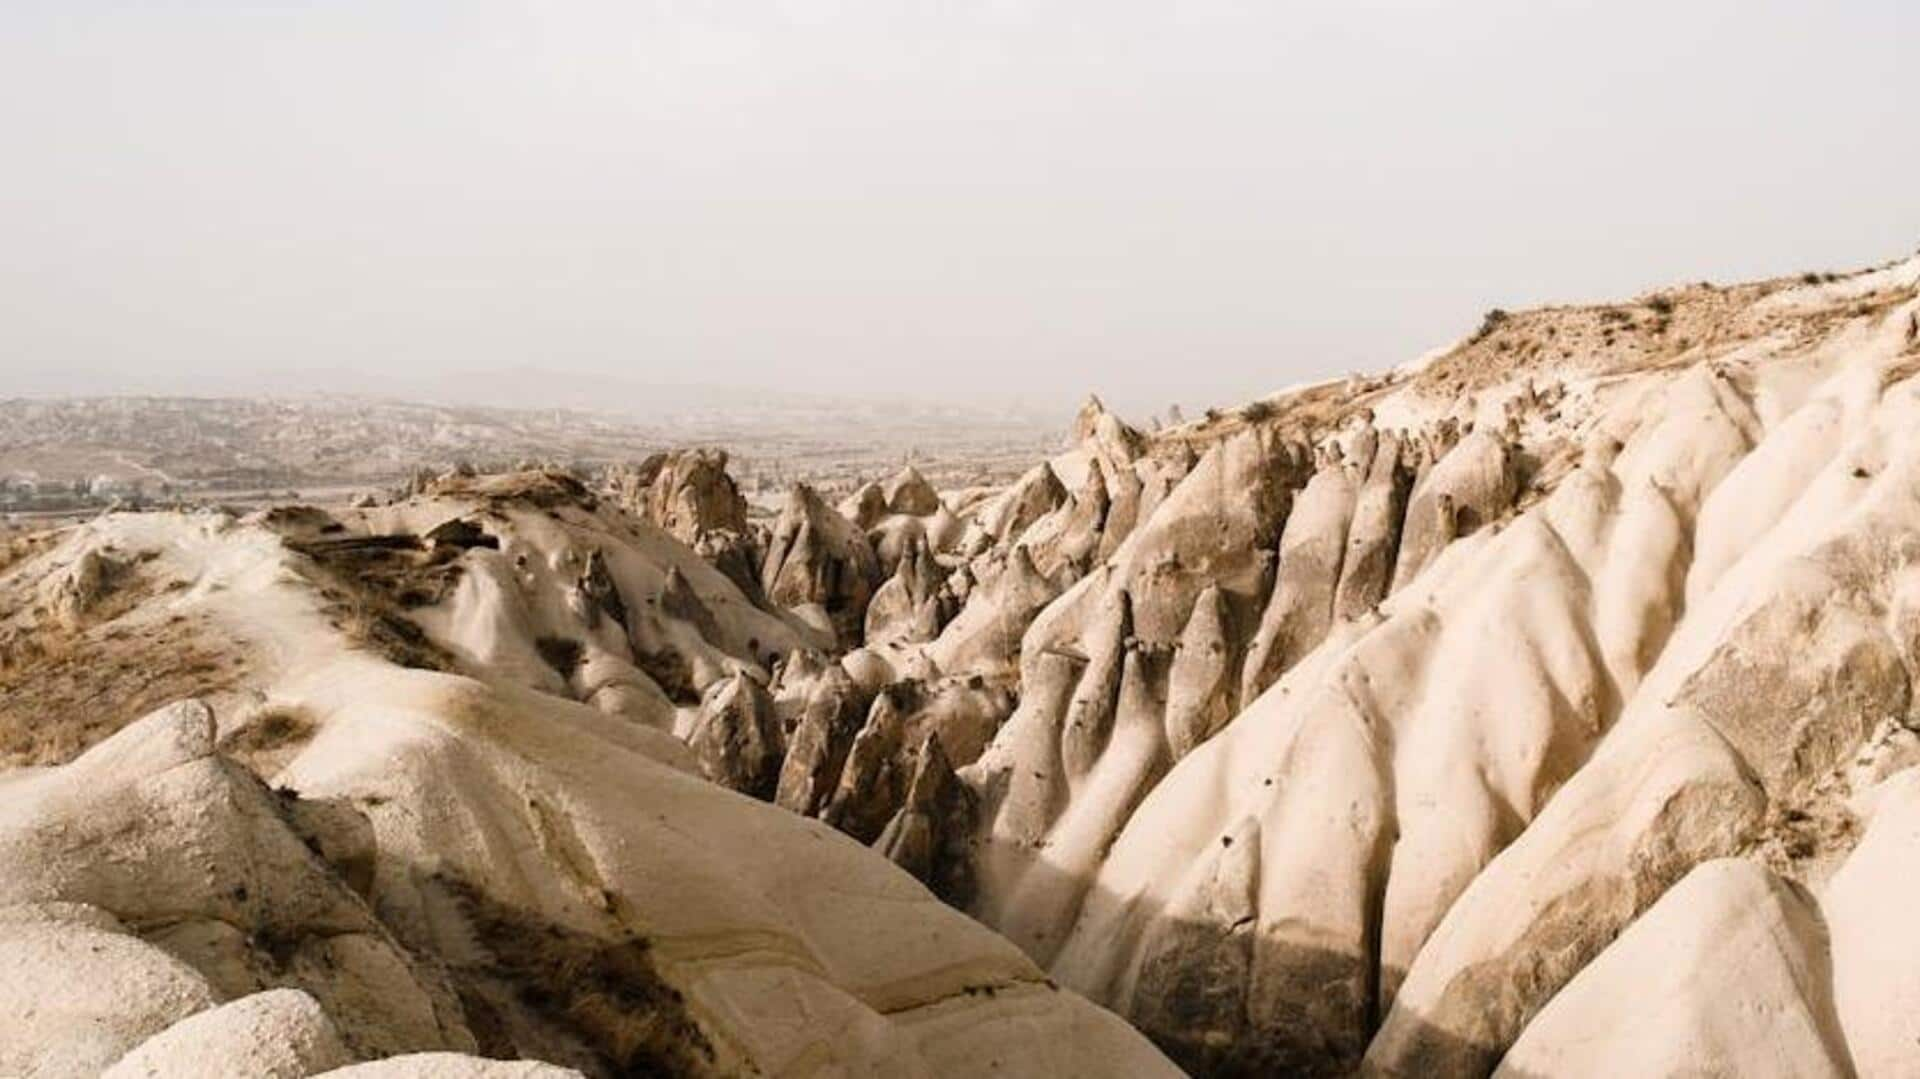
[316,1055,584,1078]
[14,257,1920,1078]
[762,483,883,646]
[687,670,784,800]
[977,462,1069,546]
[1389,427,1517,591]
[877,734,977,906]
[1333,428,1411,620]
[822,683,917,842]
[105,989,356,1079]
[1825,768,1920,1077]
[0,903,217,1079]
[839,480,891,529]
[924,544,1061,678]
[618,448,749,544]
[1240,467,1346,702]
[774,664,873,816]
[884,465,944,517]
[1494,860,1852,1078]
[0,702,477,1061]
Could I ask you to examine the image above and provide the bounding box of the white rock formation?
[751,254,1920,1076]
[7,252,1920,1077]
[0,472,1176,1077]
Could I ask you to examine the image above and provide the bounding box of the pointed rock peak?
[580,548,629,630]
[1093,412,1148,462]
[1075,394,1147,461]
[840,482,889,528]
[784,482,831,520]
[1073,394,1110,442]
[1026,460,1067,496]
[903,732,959,808]
[884,465,942,516]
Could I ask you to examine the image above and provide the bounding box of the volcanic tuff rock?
[686,669,784,800]
[606,448,749,544]
[760,482,883,647]
[605,449,764,602]
[10,250,1920,1077]
[731,252,1920,1077]
[0,470,1173,1077]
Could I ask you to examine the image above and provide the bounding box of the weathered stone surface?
[773,665,874,816]
[688,671,784,800]
[105,988,356,1079]
[761,484,882,647]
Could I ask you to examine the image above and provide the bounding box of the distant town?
[0,394,1069,519]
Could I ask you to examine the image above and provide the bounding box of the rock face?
[607,450,763,602]
[761,483,883,647]
[877,734,977,906]
[0,483,1179,1076]
[690,254,1920,1077]
[865,541,950,646]
[609,449,749,544]
[883,465,943,517]
[773,665,874,817]
[1494,859,1853,1078]
[686,671,784,800]
[103,989,357,1079]
[0,701,477,1072]
[9,252,1920,1077]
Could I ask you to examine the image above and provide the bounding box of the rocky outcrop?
[864,541,950,646]
[1238,461,1350,703]
[877,734,978,907]
[882,465,943,517]
[0,702,477,1069]
[605,450,763,602]
[977,463,1069,546]
[821,683,918,843]
[104,989,356,1079]
[1164,583,1237,760]
[761,484,882,647]
[12,254,1920,1077]
[42,546,126,629]
[611,449,749,544]
[743,256,1920,1078]
[687,671,783,800]
[1493,859,1852,1078]
[1388,427,1517,591]
[773,665,874,816]
[838,481,890,530]
[1333,429,1412,620]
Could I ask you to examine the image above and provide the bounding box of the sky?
[3,1,1916,419]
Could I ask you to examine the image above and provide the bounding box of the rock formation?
[717,254,1920,1077]
[760,483,882,647]
[0,494,1178,1077]
[686,670,784,800]
[9,252,1920,1076]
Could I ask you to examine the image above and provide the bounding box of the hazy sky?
[4,2,1916,418]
